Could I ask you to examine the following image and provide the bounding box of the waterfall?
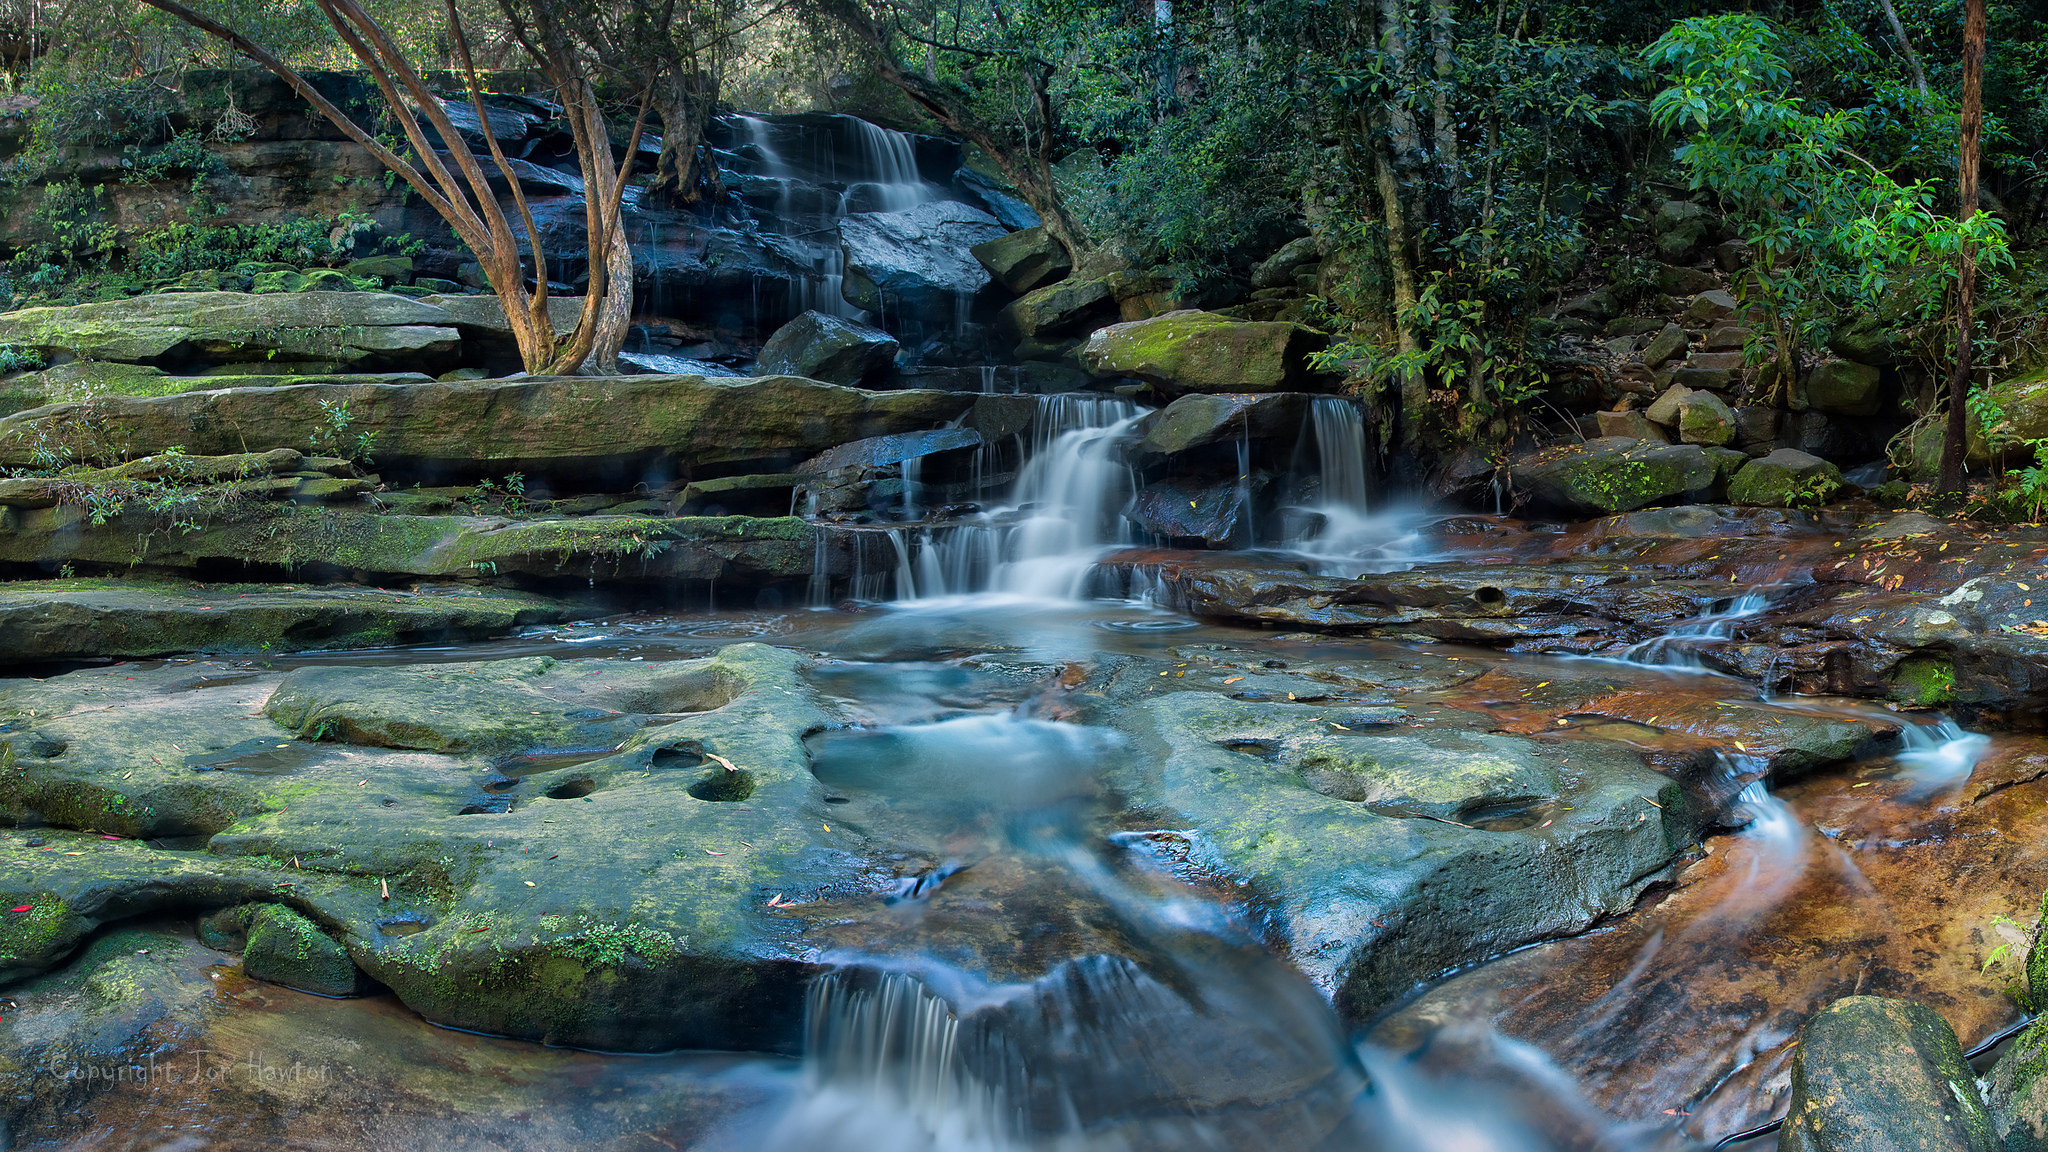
[1311,396,1369,512]
[881,395,1147,602]
[1615,589,1774,669]
[843,118,932,214]
[1896,717,1992,791]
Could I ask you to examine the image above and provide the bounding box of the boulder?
[1251,237,1321,291]
[1804,359,1885,417]
[838,200,1009,317]
[1641,323,1690,370]
[1652,200,1711,262]
[1734,405,1780,456]
[1130,476,1255,547]
[1511,437,1720,517]
[1727,448,1843,508]
[241,904,364,996]
[0,291,462,371]
[1138,393,1312,456]
[0,376,974,477]
[1830,314,1898,366]
[998,276,1118,339]
[1596,409,1668,442]
[797,427,983,476]
[1779,996,1999,1152]
[1645,384,1692,428]
[1656,264,1720,295]
[971,226,1072,294]
[344,256,415,283]
[755,311,900,386]
[1683,289,1738,324]
[1676,389,1737,446]
[1081,310,1331,395]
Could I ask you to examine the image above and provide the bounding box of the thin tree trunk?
[1939,0,1987,495]
[644,65,718,208]
[1375,148,1425,449]
[1428,0,1457,194]
[1876,0,1930,99]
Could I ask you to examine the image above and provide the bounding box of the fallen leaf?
[1222,676,1244,684]
[524,881,536,887]
[9,905,29,913]
[704,849,726,856]
[706,753,740,773]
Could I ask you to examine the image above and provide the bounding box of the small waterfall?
[1896,717,1992,790]
[1618,590,1774,668]
[1311,396,1369,512]
[979,366,997,394]
[843,118,931,212]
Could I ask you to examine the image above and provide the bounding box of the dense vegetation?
[0,0,2036,471]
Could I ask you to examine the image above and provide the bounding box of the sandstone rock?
[1130,476,1255,547]
[838,200,1009,317]
[970,226,1071,294]
[1676,389,1737,446]
[1829,314,1898,366]
[242,904,364,996]
[1779,996,1998,1152]
[1712,239,1751,271]
[1704,325,1750,351]
[1652,200,1710,261]
[1251,236,1321,291]
[1734,405,1780,456]
[1604,317,1667,338]
[1646,384,1692,427]
[797,427,982,475]
[1656,265,1719,295]
[1557,288,1619,322]
[344,256,414,282]
[301,269,358,292]
[1683,290,1738,324]
[1511,438,1719,516]
[1139,393,1312,456]
[1595,409,1668,442]
[1805,359,1885,416]
[1642,323,1690,370]
[1081,310,1330,395]
[998,276,1118,339]
[0,376,974,477]
[252,269,307,293]
[755,311,899,386]
[0,291,461,370]
[1727,449,1843,507]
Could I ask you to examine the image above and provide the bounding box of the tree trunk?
[1428,0,1458,195]
[643,63,719,209]
[1374,148,1426,449]
[1876,0,1930,98]
[1939,0,1987,496]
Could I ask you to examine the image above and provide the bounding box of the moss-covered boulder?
[1727,449,1843,508]
[755,310,900,386]
[242,903,363,995]
[971,226,1071,294]
[997,276,1117,339]
[1510,437,1720,517]
[1781,996,1999,1152]
[1675,388,1736,446]
[0,291,462,371]
[1804,359,1885,416]
[0,375,975,476]
[1137,393,1311,457]
[1081,310,1332,395]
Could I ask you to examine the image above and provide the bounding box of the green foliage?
[308,399,379,465]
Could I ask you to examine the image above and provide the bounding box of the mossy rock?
[1510,437,1720,517]
[243,903,362,996]
[1080,310,1332,395]
[1781,996,1999,1152]
[1888,654,1957,707]
[1727,449,1843,508]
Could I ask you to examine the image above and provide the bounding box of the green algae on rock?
[1081,310,1331,395]
[1781,996,2000,1152]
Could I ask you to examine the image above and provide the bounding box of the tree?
[133,0,644,376]
[1939,0,1988,496]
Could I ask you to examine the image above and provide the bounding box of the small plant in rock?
[1783,473,1843,511]
[307,399,378,465]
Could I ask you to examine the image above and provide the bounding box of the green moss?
[1889,654,1956,707]
[0,893,72,967]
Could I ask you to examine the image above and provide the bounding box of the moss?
[0,893,74,968]
[1889,654,1956,707]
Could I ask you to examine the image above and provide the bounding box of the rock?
[242,903,363,996]
[1704,325,1750,351]
[1511,438,1720,517]
[252,269,308,294]
[1251,237,1321,291]
[1130,477,1257,547]
[838,201,1009,318]
[1830,314,1898,366]
[997,276,1118,339]
[0,291,461,371]
[1727,449,1844,508]
[1656,265,1719,295]
[755,311,900,386]
[676,473,801,517]
[344,256,414,283]
[1604,317,1667,338]
[1595,409,1668,442]
[1081,310,1331,395]
[417,292,585,369]
[1646,384,1692,427]
[1684,290,1739,324]
[0,376,973,478]
[1652,199,1705,234]
[1557,289,1619,323]
[1641,323,1690,370]
[1989,1018,2048,1150]
[0,579,586,665]
[1652,201,1711,261]
[970,226,1072,294]
[1805,359,1885,416]
[952,166,1041,230]
[1779,996,1998,1152]
[301,269,358,292]
[1676,389,1736,446]
[797,427,982,475]
[1734,406,1780,456]
[1138,393,1312,456]
[1713,239,1751,271]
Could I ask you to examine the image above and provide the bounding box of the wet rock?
[416,292,585,368]
[1511,438,1719,517]
[1988,1018,2048,1150]
[997,276,1118,339]
[241,903,363,996]
[838,201,1008,317]
[1251,237,1321,291]
[0,579,586,666]
[1642,323,1689,370]
[0,375,974,477]
[1779,996,1998,1152]
[1804,359,1884,417]
[970,225,1071,294]
[0,644,860,1051]
[0,448,306,508]
[1595,409,1669,442]
[1728,449,1843,508]
[0,291,462,371]
[1130,477,1255,547]
[676,472,800,517]
[755,310,900,386]
[1081,310,1331,395]
[1138,393,1311,457]
[797,427,982,476]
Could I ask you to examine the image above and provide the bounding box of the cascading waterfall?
[1616,589,1774,669]
[1896,716,1993,790]
[1311,396,1370,512]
